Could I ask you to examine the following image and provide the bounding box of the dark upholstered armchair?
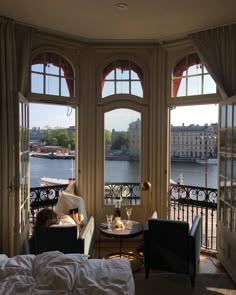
[143,215,201,286]
[30,216,95,257]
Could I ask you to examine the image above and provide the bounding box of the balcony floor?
[199,253,226,274]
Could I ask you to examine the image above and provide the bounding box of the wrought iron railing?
[170,183,217,252]
[30,182,217,252]
[104,182,140,205]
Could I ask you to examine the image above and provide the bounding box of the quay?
[31,152,75,159]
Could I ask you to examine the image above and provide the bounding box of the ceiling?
[1,0,236,42]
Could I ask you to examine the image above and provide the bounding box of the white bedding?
[0,251,135,295]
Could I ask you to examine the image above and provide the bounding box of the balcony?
[169,183,217,252]
[30,182,217,252]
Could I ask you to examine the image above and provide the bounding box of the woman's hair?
[35,208,59,229]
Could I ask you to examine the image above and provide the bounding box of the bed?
[0,251,135,294]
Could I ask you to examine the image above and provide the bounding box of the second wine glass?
[126,208,132,223]
[106,214,113,230]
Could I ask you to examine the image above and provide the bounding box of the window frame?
[167,51,221,108]
[28,51,77,106]
[98,58,147,105]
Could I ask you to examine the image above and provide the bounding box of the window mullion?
[43,54,46,95]
[59,56,61,96]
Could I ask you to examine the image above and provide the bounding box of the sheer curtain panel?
[190,24,236,99]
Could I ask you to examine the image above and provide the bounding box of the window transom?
[102,59,144,98]
[31,52,75,98]
[172,53,216,98]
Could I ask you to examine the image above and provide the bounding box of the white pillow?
[55,191,88,224]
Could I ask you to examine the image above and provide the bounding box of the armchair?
[30,184,95,257]
[143,215,201,286]
[32,216,95,256]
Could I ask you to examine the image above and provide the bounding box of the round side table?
[99,220,143,272]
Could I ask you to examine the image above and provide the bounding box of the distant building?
[171,123,217,160]
[128,119,141,157]
[67,126,75,136]
[30,127,47,144]
[32,145,70,154]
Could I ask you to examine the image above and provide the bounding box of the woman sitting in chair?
[29,208,84,254]
[35,208,84,230]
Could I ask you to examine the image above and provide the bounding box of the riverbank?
[31,152,75,159]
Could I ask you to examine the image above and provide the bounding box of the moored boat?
[40,177,69,186]
[196,158,218,165]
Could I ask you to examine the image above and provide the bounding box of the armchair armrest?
[80,216,95,257]
[189,215,201,284]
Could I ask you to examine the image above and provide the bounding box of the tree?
[112,132,128,149]
[43,129,75,148]
[105,129,112,145]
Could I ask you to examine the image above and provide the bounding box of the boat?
[40,177,70,186]
[196,158,218,165]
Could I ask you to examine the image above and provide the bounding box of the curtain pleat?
[0,17,17,256]
[0,17,32,256]
[190,24,236,99]
[15,25,33,95]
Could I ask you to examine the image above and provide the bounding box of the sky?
[29,104,75,129]
[170,104,218,126]
[30,61,218,129]
[29,103,219,130]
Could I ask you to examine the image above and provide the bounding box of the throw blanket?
[0,251,135,295]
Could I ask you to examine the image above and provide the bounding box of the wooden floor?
[199,253,226,274]
[94,239,226,275]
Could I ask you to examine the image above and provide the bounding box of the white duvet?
[0,251,135,295]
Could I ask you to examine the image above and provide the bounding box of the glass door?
[16,93,30,254]
[96,58,150,226]
[97,105,150,225]
[218,101,236,282]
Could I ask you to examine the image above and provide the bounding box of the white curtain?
[190,24,236,99]
[0,17,32,256]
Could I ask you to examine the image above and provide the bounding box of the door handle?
[141,181,152,191]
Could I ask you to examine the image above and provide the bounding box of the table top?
[99,220,143,239]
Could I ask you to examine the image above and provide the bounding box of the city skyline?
[30,103,218,130]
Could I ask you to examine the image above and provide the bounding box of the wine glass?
[126,208,132,223]
[106,214,113,230]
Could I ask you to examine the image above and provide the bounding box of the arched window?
[102,59,144,98]
[31,52,75,97]
[172,53,216,97]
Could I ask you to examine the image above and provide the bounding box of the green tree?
[105,129,112,145]
[47,137,58,146]
[56,130,70,147]
[43,129,75,148]
[69,132,76,150]
[112,132,128,149]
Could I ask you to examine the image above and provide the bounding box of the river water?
[30,157,218,188]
